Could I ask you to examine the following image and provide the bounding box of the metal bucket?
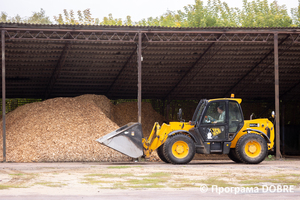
[96,122,144,158]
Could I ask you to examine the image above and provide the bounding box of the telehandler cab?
[97,96,275,164]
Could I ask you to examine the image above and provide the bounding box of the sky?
[1,0,299,22]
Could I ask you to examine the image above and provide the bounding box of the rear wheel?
[156,143,170,163]
[236,133,268,164]
[163,134,195,164]
[228,148,242,163]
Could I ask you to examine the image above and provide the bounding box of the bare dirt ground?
[0,159,300,199]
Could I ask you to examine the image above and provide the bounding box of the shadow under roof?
[1,23,300,102]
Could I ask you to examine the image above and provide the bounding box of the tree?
[239,0,292,27]
[25,9,52,24]
[124,15,133,26]
[11,14,22,23]
[54,9,96,25]
[138,0,294,27]
[1,0,299,27]
[1,9,52,24]
[100,13,123,25]
[291,0,300,26]
[136,10,181,27]
[135,0,240,27]
[0,12,8,22]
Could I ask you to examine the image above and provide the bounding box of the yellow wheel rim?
[245,140,261,158]
[172,141,189,159]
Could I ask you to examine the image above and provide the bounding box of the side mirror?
[250,113,256,120]
[177,108,183,121]
[271,111,275,118]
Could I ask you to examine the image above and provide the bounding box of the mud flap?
[96,122,144,158]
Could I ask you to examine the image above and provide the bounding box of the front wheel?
[228,148,242,163]
[156,143,170,163]
[236,133,268,164]
[163,134,195,164]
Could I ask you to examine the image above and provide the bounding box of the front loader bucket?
[96,122,144,158]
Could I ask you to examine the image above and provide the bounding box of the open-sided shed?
[1,23,300,160]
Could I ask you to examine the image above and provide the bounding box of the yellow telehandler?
[96,95,275,164]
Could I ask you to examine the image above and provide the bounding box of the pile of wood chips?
[0,94,163,162]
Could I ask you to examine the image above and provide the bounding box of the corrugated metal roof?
[1,23,300,101]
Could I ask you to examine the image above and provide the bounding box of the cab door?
[198,101,228,142]
[227,100,244,140]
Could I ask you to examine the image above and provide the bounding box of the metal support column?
[274,33,281,160]
[1,30,6,162]
[137,32,142,124]
[281,104,285,155]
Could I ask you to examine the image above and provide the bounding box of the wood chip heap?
[0,94,164,162]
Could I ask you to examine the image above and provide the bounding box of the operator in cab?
[204,105,225,123]
[213,105,225,123]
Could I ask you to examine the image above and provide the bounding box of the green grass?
[9,173,25,176]
[107,165,142,169]
[170,183,198,188]
[0,173,38,190]
[0,173,34,190]
[81,172,170,189]
[127,178,168,185]
[98,178,167,189]
[81,177,115,185]
[268,175,300,185]
[170,176,237,188]
[265,155,276,161]
[125,178,167,189]
[170,178,199,188]
[290,174,300,177]
[201,177,237,187]
[85,173,134,178]
[222,172,232,175]
[0,184,29,190]
[35,181,67,187]
[238,174,300,186]
[142,172,171,178]
[111,182,127,189]
[0,185,12,190]
[130,184,166,189]
[84,170,300,189]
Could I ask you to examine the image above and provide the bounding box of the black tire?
[163,134,195,164]
[236,133,268,164]
[228,148,242,163]
[156,143,170,163]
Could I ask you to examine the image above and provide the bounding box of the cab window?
[202,102,226,124]
[228,101,243,132]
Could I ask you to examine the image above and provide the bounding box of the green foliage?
[25,9,52,24]
[239,0,293,27]
[0,12,8,22]
[100,13,123,25]
[134,0,294,27]
[1,0,299,27]
[0,98,42,114]
[291,0,300,26]
[180,0,240,27]
[53,8,98,25]
[0,9,51,24]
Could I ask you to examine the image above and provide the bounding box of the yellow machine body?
[230,118,275,150]
[142,122,194,158]
[97,96,275,164]
[142,98,275,158]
